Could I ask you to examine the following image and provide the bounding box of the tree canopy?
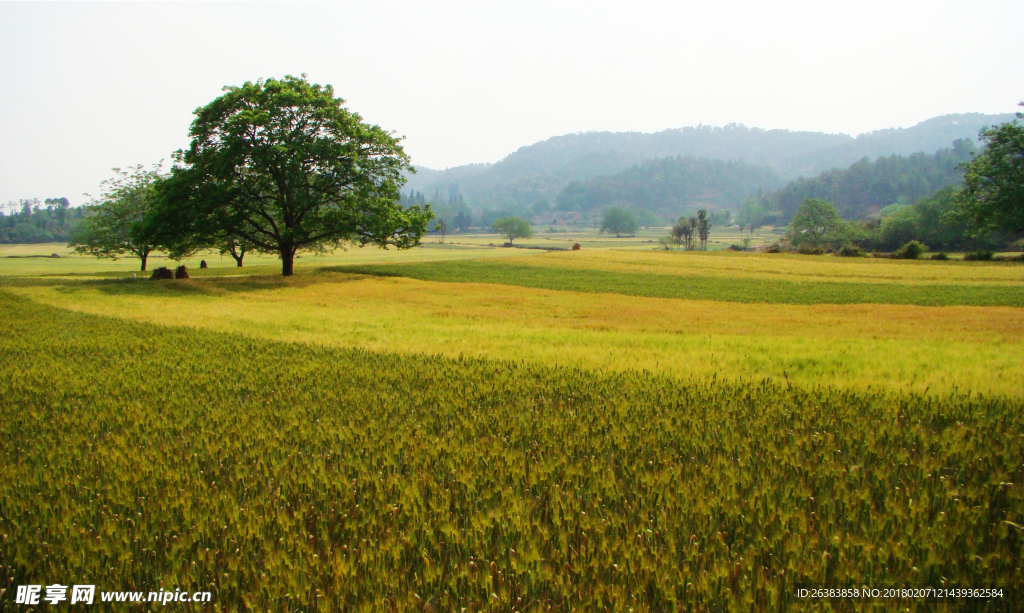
[750,141,976,224]
[599,208,638,236]
[70,164,163,271]
[492,216,532,245]
[787,198,857,249]
[954,103,1024,237]
[156,75,431,276]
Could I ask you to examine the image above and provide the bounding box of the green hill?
[404,113,1012,213]
[554,156,779,220]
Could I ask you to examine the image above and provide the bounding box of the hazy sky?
[1,1,1022,205]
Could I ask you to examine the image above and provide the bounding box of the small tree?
[679,216,696,250]
[492,217,532,245]
[696,209,712,250]
[788,198,855,249]
[436,218,447,244]
[70,164,163,271]
[671,216,698,250]
[895,240,928,259]
[600,208,638,237]
[669,221,685,249]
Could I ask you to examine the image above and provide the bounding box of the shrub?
[895,240,928,259]
[764,243,783,253]
[930,252,949,261]
[965,250,994,261]
[571,243,581,251]
[797,246,826,255]
[835,244,864,257]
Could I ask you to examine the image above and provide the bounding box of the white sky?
[1,1,1022,205]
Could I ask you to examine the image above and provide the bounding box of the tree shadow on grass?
[43,270,372,299]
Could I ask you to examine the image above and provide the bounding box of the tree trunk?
[281,246,295,276]
[140,250,149,272]
[230,245,245,267]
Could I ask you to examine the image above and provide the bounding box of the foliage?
[156,75,430,276]
[403,114,1010,211]
[2,291,1022,611]
[953,103,1024,237]
[965,250,994,261]
[599,208,637,236]
[492,216,533,244]
[631,208,662,229]
[894,240,928,260]
[834,244,864,257]
[69,164,164,271]
[556,156,779,218]
[796,246,826,255]
[787,199,858,248]
[0,198,82,244]
[754,141,977,223]
[669,216,697,250]
[406,190,473,234]
[870,185,999,252]
[696,209,711,250]
[738,194,773,230]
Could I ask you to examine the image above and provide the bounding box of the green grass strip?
[331,259,1024,306]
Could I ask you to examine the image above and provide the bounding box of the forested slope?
[754,139,976,222]
[403,113,1011,212]
[555,156,779,218]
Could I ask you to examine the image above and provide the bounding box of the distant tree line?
[401,189,474,234]
[0,198,82,244]
[779,105,1024,255]
[746,140,976,224]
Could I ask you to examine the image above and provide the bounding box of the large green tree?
[157,75,430,276]
[787,198,856,249]
[492,216,533,245]
[954,103,1024,237]
[599,208,638,237]
[70,164,163,271]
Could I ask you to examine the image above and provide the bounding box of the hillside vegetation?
[555,157,779,218]
[404,114,1011,212]
[752,140,976,223]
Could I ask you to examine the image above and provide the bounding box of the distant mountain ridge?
[404,113,1014,212]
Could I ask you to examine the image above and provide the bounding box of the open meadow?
[2,236,1023,610]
